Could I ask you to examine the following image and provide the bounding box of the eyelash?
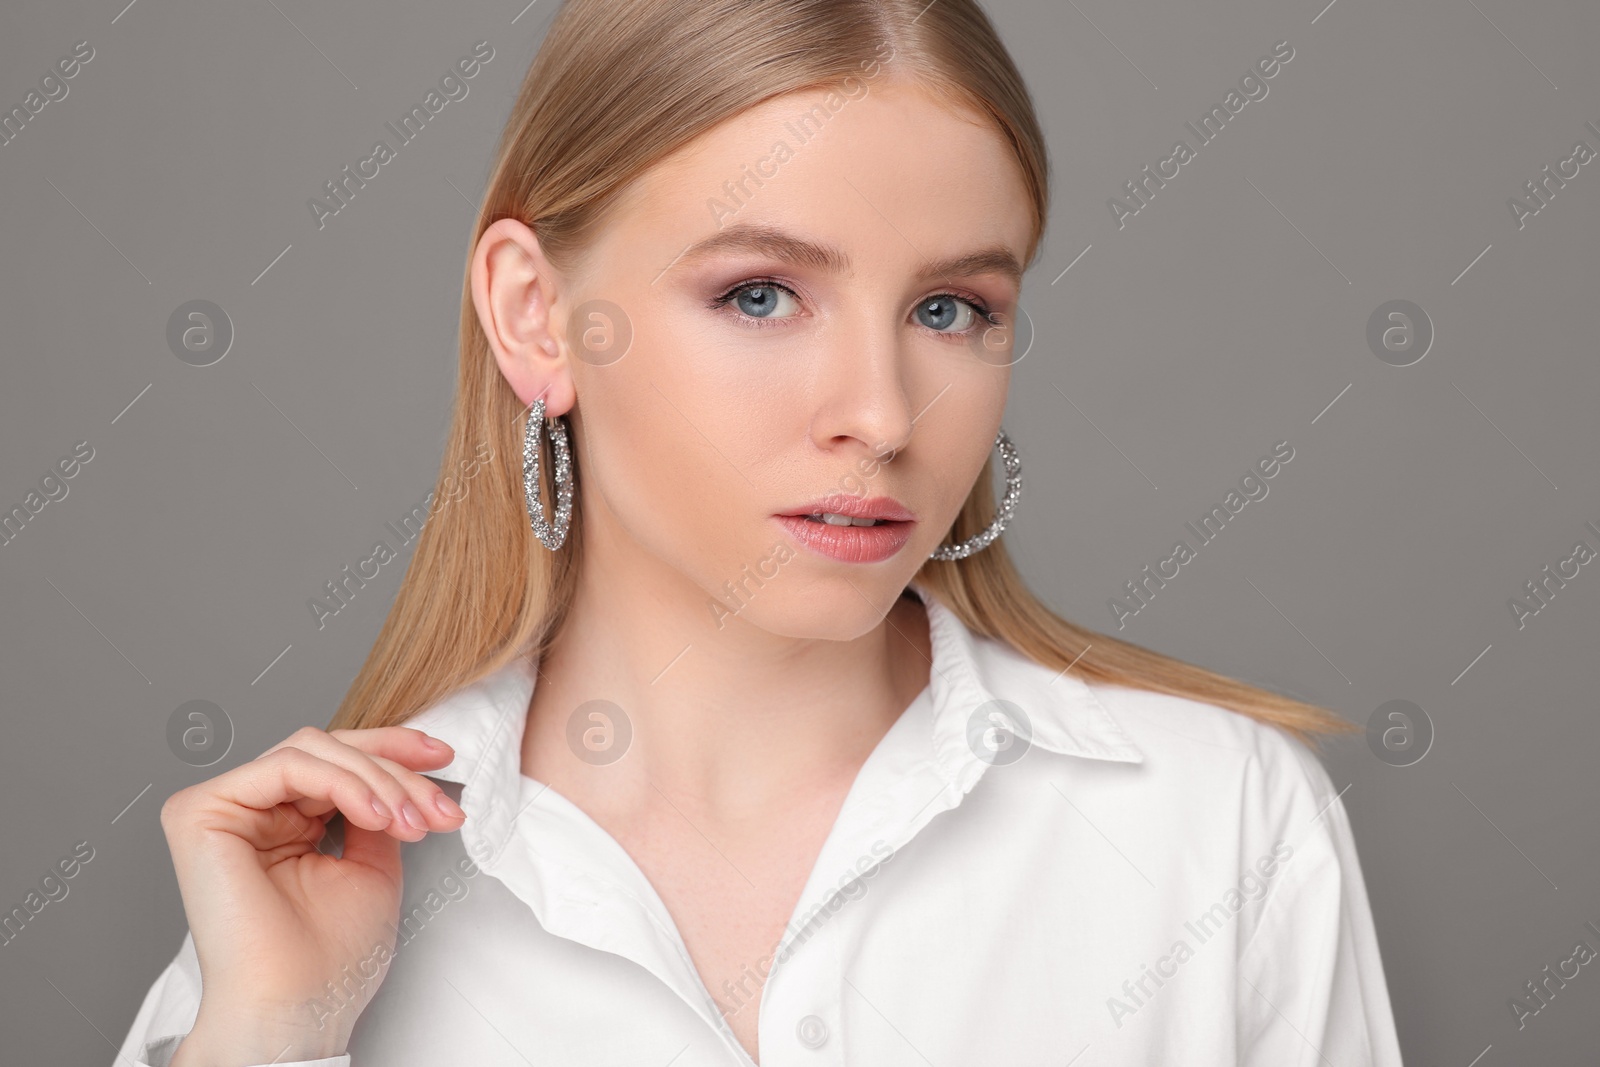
[707,276,1003,334]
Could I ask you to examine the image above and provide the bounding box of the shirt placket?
[756,908,845,1067]
[751,683,988,1067]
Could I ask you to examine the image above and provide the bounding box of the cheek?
[916,363,1008,493]
[946,425,1002,518]
[579,372,689,523]
[573,330,791,581]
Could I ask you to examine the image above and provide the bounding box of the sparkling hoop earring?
[522,395,575,551]
[928,428,1022,561]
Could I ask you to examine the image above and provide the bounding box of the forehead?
[600,77,1034,269]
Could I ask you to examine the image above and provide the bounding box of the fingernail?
[401,801,428,831]
[371,796,393,821]
[421,735,449,751]
[434,792,465,819]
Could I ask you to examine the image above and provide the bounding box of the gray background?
[2,0,1596,1061]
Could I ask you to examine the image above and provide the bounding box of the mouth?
[794,511,901,527]
[773,495,917,564]
[776,494,916,524]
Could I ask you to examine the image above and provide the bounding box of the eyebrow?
[670,224,1024,287]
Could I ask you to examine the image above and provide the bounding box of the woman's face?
[478,76,1033,640]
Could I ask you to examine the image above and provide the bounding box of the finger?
[364,751,467,830]
[265,725,455,772]
[284,750,465,838]
[194,747,396,836]
[330,725,457,770]
[269,727,456,840]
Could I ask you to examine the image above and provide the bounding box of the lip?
[774,514,915,563]
[776,494,916,523]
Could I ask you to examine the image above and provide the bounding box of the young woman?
[118,1,1403,1064]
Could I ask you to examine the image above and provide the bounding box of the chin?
[704,571,907,641]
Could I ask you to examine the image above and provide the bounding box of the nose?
[809,319,916,463]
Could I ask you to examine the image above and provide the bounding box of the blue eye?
[708,277,1001,334]
[726,282,799,320]
[917,295,979,332]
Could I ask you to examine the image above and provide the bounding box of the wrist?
[171,1012,350,1066]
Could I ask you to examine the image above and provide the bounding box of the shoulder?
[1083,682,1372,959]
[1084,680,1343,828]
[963,622,1344,834]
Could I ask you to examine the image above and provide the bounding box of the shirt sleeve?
[114,929,352,1067]
[1236,742,1406,1066]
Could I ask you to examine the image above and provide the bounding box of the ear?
[470,218,576,417]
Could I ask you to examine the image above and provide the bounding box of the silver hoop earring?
[522,395,575,551]
[928,428,1022,561]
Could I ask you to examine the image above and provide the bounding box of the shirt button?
[795,1013,829,1049]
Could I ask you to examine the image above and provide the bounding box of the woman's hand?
[160,725,465,1065]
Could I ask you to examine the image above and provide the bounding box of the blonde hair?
[327,0,1354,747]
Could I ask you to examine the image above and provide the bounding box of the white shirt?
[116,580,1404,1066]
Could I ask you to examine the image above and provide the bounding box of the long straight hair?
[327,0,1355,746]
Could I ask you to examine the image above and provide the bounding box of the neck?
[521,555,932,827]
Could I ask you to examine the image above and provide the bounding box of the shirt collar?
[404,579,1144,852]
[903,577,1145,774]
